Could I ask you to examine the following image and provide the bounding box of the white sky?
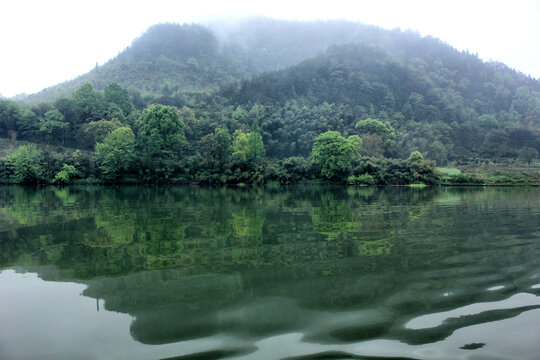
[1,0,539,98]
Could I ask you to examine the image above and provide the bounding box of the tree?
[214,127,232,167]
[95,127,135,180]
[103,103,126,123]
[15,108,39,141]
[53,164,81,184]
[72,82,103,125]
[355,118,395,157]
[198,127,232,173]
[232,129,249,164]
[247,120,266,167]
[104,83,133,117]
[355,118,396,140]
[40,109,67,144]
[231,106,248,126]
[407,151,424,163]
[136,104,185,159]
[5,145,43,183]
[428,140,447,165]
[312,131,358,180]
[518,147,538,167]
[347,134,363,155]
[0,99,22,138]
[82,118,123,148]
[54,97,78,131]
[483,129,510,157]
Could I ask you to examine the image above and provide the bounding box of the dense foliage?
[1,19,539,184]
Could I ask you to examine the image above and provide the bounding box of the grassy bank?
[437,166,540,185]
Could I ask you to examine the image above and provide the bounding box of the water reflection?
[1,186,539,359]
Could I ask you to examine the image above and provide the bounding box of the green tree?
[82,118,123,148]
[518,147,538,167]
[355,118,395,157]
[247,121,266,167]
[54,97,78,130]
[0,99,22,138]
[407,150,424,163]
[483,129,510,157]
[428,140,447,165]
[178,106,199,142]
[104,83,133,117]
[72,82,103,124]
[231,106,248,126]
[232,129,249,164]
[40,109,68,144]
[53,164,81,184]
[198,127,232,174]
[347,134,363,155]
[214,128,232,164]
[312,131,357,180]
[5,145,43,183]
[136,104,185,159]
[95,127,136,180]
[355,118,396,140]
[359,133,384,157]
[103,103,126,123]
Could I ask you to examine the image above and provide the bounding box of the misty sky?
[1,0,539,97]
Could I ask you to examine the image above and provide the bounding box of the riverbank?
[437,166,540,186]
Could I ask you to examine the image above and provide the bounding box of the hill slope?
[26,19,399,102]
[217,41,540,160]
[27,18,539,104]
[8,18,540,165]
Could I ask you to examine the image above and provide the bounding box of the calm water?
[1,186,539,360]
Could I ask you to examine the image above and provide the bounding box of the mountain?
[25,19,397,102]
[29,18,540,104]
[214,40,539,160]
[3,17,539,184]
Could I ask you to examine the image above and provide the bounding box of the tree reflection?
[1,186,539,348]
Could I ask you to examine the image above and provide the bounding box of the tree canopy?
[136,104,185,159]
[95,127,136,180]
[312,131,360,180]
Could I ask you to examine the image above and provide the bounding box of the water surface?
[1,186,539,359]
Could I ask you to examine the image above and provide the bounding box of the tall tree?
[136,104,185,159]
[40,109,68,144]
[247,120,266,167]
[72,82,103,125]
[95,127,136,180]
[518,147,538,167]
[0,99,21,138]
[104,83,133,117]
[355,118,396,157]
[312,131,358,180]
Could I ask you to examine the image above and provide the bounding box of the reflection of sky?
[406,293,540,329]
[2,270,540,360]
[0,271,232,360]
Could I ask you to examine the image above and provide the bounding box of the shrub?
[5,145,43,183]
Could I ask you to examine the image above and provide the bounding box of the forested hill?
[25,18,538,104]
[25,23,245,102]
[2,18,539,185]
[220,42,540,160]
[24,19,398,102]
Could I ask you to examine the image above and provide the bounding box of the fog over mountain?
[24,18,539,103]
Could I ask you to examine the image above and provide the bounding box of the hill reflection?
[1,186,539,348]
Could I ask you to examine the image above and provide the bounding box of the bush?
[5,145,44,183]
[53,164,81,184]
[347,173,375,185]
